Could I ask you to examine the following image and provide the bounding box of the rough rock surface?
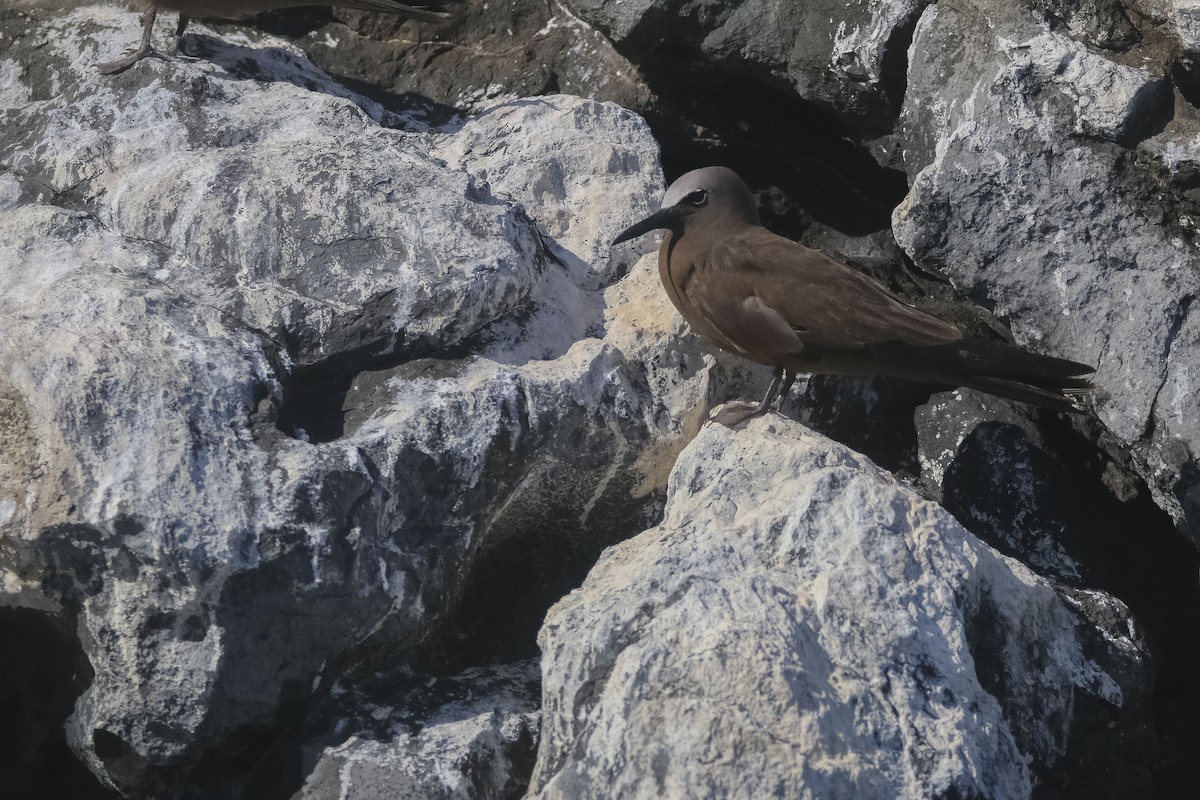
[891,0,1200,543]
[295,661,540,800]
[561,0,924,135]
[0,6,742,796]
[294,0,652,119]
[262,0,913,236]
[5,0,1200,797]
[531,418,1150,799]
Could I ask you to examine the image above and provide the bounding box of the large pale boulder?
[531,418,1151,799]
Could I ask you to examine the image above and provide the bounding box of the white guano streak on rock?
[579,415,627,528]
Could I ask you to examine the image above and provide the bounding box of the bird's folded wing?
[335,0,466,22]
[693,231,963,357]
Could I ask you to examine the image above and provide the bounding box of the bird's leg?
[712,367,785,428]
[776,370,798,411]
[173,14,191,55]
[759,367,786,409]
[96,8,158,75]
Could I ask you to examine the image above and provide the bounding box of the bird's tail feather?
[956,375,1088,413]
[875,338,1093,382]
[911,338,1092,379]
[868,337,1094,411]
[335,0,466,23]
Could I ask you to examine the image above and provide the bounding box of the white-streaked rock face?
[0,2,1186,798]
[0,7,744,795]
[891,0,1200,541]
[531,417,1147,800]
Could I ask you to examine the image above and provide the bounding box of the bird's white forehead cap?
[660,170,714,209]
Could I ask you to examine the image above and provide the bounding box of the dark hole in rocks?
[274,357,368,444]
[1171,57,1200,115]
[422,416,668,673]
[941,414,1200,798]
[273,286,488,443]
[426,513,641,671]
[91,730,128,760]
[626,46,908,237]
[793,375,938,477]
[878,4,923,115]
[275,342,480,443]
[0,608,118,800]
[171,686,310,800]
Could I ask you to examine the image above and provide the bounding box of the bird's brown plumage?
[614,166,1094,424]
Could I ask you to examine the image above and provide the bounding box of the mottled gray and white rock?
[4,1,1196,797]
[892,0,1200,541]
[0,6,735,796]
[1170,0,1200,52]
[295,662,540,800]
[531,417,1150,800]
[563,0,923,133]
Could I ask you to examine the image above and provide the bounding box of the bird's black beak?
[612,206,684,246]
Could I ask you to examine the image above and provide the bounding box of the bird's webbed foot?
[96,43,156,75]
[710,400,770,428]
[708,367,798,429]
[96,8,158,75]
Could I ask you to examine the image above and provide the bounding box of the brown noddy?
[613,166,1095,427]
[97,0,465,75]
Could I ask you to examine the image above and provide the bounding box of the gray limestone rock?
[530,418,1150,800]
[892,0,1200,541]
[3,0,1196,797]
[562,0,925,134]
[3,6,546,372]
[294,662,541,800]
[0,6,731,796]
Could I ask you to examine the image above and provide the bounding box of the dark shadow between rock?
[936,411,1200,797]
[0,607,118,800]
[181,32,462,132]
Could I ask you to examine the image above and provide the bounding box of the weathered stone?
[1169,0,1200,52]
[5,0,1200,797]
[0,6,728,795]
[562,0,924,134]
[531,418,1152,799]
[287,0,652,118]
[892,0,1200,541]
[294,662,540,800]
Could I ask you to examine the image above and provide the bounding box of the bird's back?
[666,226,962,366]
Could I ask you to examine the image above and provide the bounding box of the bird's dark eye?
[686,189,708,206]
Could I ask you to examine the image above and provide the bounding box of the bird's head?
[613,166,761,246]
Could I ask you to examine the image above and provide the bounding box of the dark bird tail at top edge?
[336,0,466,23]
